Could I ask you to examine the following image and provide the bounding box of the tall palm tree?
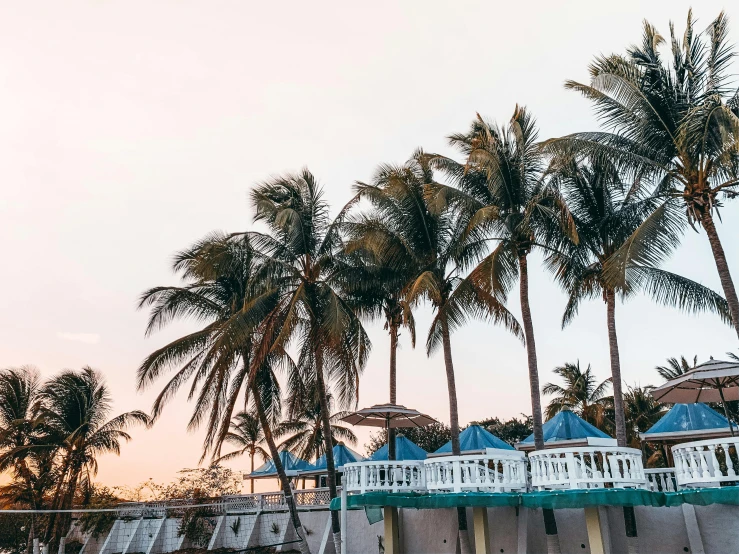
[342,193,419,461]
[542,362,612,427]
[656,355,699,381]
[40,367,149,546]
[550,11,739,336]
[546,154,731,446]
[214,411,268,494]
[277,389,356,463]
[138,233,312,554]
[349,152,522,552]
[243,173,371,551]
[429,107,575,451]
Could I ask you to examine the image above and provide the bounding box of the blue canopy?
[641,403,733,441]
[309,443,364,473]
[519,409,610,449]
[434,425,514,454]
[248,450,315,478]
[369,435,428,461]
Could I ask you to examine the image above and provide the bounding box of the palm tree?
[542,362,611,428]
[546,154,731,446]
[341,188,420,461]
[39,367,150,546]
[0,367,57,550]
[138,233,312,554]
[214,411,268,493]
[349,152,522,552]
[550,11,739,336]
[247,170,371,551]
[277,389,356,463]
[623,385,667,448]
[656,355,699,381]
[429,107,574,451]
[0,367,45,509]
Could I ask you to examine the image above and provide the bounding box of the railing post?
[452,458,462,493]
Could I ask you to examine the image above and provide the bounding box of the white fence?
[529,446,647,490]
[645,468,676,491]
[113,487,336,517]
[344,461,426,493]
[673,437,739,487]
[424,449,528,493]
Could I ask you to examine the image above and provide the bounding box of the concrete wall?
[66,503,739,554]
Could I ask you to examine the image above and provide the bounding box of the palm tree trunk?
[701,209,739,338]
[250,451,255,494]
[606,289,627,447]
[388,320,399,461]
[518,254,545,450]
[519,254,560,554]
[252,383,311,554]
[440,315,470,554]
[313,347,342,552]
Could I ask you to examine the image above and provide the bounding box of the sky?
[1,1,738,491]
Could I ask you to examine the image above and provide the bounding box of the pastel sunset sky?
[1,0,737,491]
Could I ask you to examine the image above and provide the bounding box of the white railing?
[424,449,528,493]
[645,468,676,492]
[673,437,739,487]
[344,461,426,493]
[529,446,647,490]
[106,488,336,518]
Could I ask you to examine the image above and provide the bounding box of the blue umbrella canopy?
[640,403,733,441]
[518,409,610,450]
[308,443,364,473]
[369,435,428,461]
[434,425,514,454]
[247,450,315,478]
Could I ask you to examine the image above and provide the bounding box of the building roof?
[369,435,428,461]
[433,425,514,454]
[247,450,315,478]
[308,443,365,473]
[518,409,610,449]
[641,402,733,441]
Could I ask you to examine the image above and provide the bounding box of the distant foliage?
[473,415,533,446]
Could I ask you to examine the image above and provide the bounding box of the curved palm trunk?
[440,315,470,554]
[605,289,627,447]
[519,254,560,553]
[388,320,399,461]
[701,209,739,338]
[313,347,342,553]
[252,384,311,554]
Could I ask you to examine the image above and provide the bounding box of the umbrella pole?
[717,385,735,437]
[387,416,396,461]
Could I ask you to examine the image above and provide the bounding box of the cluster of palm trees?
[0,366,150,549]
[137,10,738,554]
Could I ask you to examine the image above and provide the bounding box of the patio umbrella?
[650,358,739,436]
[340,403,437,460]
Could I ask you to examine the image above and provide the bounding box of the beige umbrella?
[651,358,739,436]
[340,404,437,460]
